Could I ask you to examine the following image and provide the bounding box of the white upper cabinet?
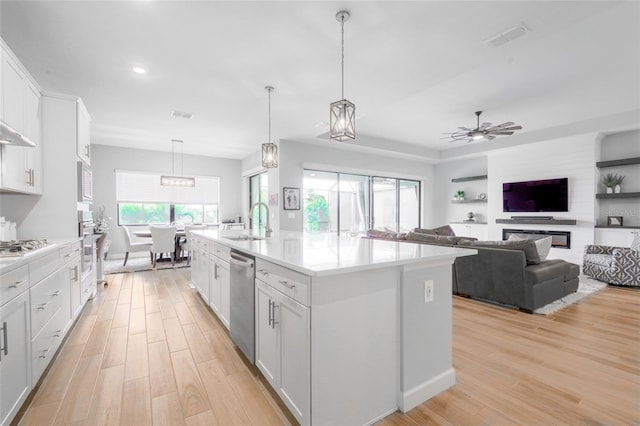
[0,41,42,194]
[76,99,91,165]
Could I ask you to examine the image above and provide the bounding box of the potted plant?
[602,173,625,194]
[454,190,465,200]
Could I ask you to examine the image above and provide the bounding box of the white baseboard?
[399,368,456,412]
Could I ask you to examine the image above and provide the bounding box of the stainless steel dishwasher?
[229,250,256,364]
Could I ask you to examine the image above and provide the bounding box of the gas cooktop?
[0,239,50,257]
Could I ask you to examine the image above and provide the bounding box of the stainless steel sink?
[224,235,265,241]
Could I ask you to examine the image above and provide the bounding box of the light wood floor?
[17,269,640,425]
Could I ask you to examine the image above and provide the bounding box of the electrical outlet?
[424,280,434,303]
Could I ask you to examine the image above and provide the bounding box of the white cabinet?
[449,223,488,240]
[0,43,42,195]
[76,99,91,165]
[255,273,310,425]
[208,246,230,330]
[595,228,639,248]
[190,243,209,303]
[0,291,32,426]
[68,255,82,319]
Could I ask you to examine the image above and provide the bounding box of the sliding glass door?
[303,170,420,234]
[249,172,268,231]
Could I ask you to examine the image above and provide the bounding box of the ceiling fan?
[442,111,522,143]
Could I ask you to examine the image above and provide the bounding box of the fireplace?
[502,229,571,249]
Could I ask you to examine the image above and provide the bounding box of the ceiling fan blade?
[489,131,514,135]
[479,122,492,130]
[491,121,514,128]
[501,125,522,131]
[458,127,472,131]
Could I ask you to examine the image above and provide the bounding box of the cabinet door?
[255,280,278,386]
[209,256,221,313]
[76,100,91,165]
[0,291,32,426]
[278,294,310,424]
[24,81,42,194]
[2,50,25,133]
[218,260,230,329]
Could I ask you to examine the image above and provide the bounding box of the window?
[115,170,220,226]
[303,170,420,234]
[249,172,268,231]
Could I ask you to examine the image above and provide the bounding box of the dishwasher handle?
[230,253,254,279]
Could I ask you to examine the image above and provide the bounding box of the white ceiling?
[1,1,639,161]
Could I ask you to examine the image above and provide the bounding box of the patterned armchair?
[583,245,640,287]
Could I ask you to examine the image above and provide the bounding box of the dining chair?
[150,225,177,268]
[180,224,207,265]
[122,226,153,266]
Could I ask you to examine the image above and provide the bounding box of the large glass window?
[249,172,269,231]
[117,203,218,226]
[303,170,420,234]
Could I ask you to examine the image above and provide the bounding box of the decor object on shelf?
[602,173,624,193]
[283,187,300,210]
[442,111,522,143]
[160,139,195,187]
[583,244,640,287]
[454,190,465,200]
[329,10,355,141]
[93,205,111,234]
[607,216,623,227]
[465,211,475,222]
[261,86,278,168]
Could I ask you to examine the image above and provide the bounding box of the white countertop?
[0,237,81,274]
[193,229,476,277]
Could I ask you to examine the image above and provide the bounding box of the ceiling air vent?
[170,110,193,119]
[484,22,530,48]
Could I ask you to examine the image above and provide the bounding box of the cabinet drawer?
[30,268,66,338]
[208,240,230,259]
[29,251,59,284]
[255,259,310,306]
[59,241,81,262]
[0,265,29,306]
[31,307,66,384]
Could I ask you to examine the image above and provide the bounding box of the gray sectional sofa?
[367,227,580,312]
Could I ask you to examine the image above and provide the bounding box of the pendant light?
[160,139,195,187]
[330,10,355,141]
[262,86,278,168]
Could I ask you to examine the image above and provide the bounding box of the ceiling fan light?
[471,134,485,140]
[330,99,355,141]
[262,142,278,168]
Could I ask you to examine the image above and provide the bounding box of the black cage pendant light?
[261,86,278,168]
[330,10,355,141]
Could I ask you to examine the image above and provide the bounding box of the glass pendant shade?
[262,142,278,168]
[330,98,355,141]
[160,175,195,187]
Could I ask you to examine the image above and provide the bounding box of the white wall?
[240,139,436,233]
[487,133,598,265]
[433,157,488,225]
[91,145,242,256]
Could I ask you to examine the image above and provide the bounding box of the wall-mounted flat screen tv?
[503,178,568,212]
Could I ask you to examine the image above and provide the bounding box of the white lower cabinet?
[0,291,31,426]
[255,278,310,424]
[209,255,230,329]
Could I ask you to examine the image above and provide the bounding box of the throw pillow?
[432,225,456,236]
[508,234,553,261]
[631,232,640,252]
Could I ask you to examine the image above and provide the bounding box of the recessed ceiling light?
[132,66,147,75]
[171,110,194,119]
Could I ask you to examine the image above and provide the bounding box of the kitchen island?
[190,229,475,425]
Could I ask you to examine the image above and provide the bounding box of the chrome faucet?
[249,201,272,238]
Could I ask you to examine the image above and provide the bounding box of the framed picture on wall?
[607,216,623,227]
[283,187,300,210]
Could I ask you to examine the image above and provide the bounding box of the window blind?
[115,170,220,204]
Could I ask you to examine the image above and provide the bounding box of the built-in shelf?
[595,225,640,229]
[496,218,577,225]
[596,157,640,168]
[451,199,487,204]
[449,221,488,225]
[595,192,640,199]
[451,175,488,183]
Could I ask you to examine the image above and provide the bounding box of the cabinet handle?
[85,144,90,158]
[257,269,269,276]
[9,280,27,289]
[271,302,279,328]
[0,321,7,359]
[268,300,273,326]
[52,290,61,297]
[214,263,219,280]
[37,301,51,311]
[25,170,31,185]
[70,265,79,282]
[53,329,62,338]
[278,279,295,289]
[30,169,35,186]
[40,348,50,359]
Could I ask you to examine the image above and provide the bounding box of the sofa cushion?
[460,239,541,265]
[524,259,570,285]
[508,234,553,261]
[366,229,406,240]
[405,232,471,246]
[433,225,456,236]
[584,253,613,267]
[412,227,437,235]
